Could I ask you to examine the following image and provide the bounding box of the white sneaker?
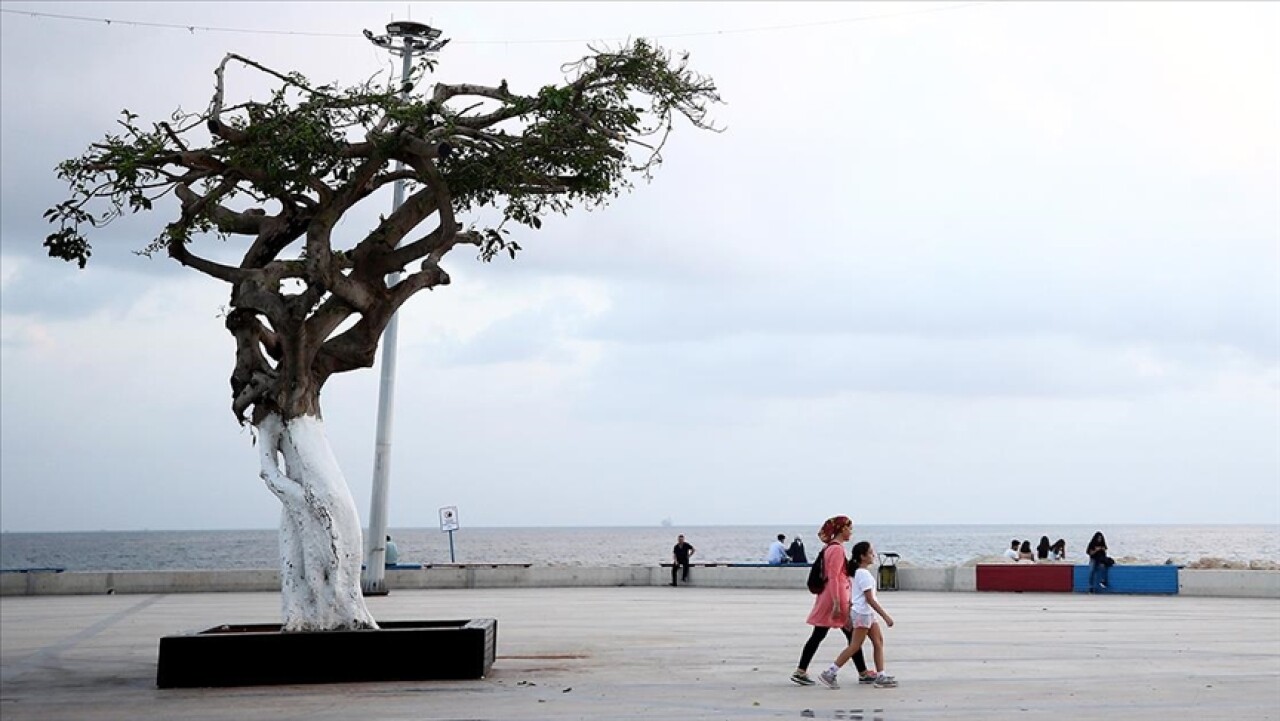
[818,668,840,689]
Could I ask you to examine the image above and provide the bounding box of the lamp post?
[361,20,450,596]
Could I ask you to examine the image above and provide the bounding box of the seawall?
[2,565,1276,598]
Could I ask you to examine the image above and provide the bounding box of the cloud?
[1,2,1276,531]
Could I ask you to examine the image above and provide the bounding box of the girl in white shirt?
[817,541,897,689]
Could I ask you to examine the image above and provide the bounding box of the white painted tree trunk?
[256,413,377,632]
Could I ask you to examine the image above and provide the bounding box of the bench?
[976,564,1074,592]
[976,564,1180,594]
[367,563,535,571]
[660,563,729,568]
[660,563,806,568]
[1072,564,1178,594]
[417,563,533,569]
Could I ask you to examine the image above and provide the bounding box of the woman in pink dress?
[789,515,873,686]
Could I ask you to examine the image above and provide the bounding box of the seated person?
[1017,540,1035,562]
[1036,536,1051,561]
[787,536,808,564]
[1049,538,1067,561]
[384,535,400,565]
[767,534,791,565]
[1003,540,1021,561]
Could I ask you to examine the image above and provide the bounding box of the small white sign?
[439,506,460,532]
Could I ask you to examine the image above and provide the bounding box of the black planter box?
[156,619,497,688]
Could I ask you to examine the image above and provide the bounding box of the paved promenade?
[2,587,1277,720]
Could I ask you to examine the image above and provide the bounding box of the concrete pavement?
[2,587,1278,720]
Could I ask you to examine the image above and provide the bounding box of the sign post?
[439,506,460,563]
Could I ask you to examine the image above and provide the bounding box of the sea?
[1,524,1276,572]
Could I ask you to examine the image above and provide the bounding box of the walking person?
[670,534,695,586]
[1087,531,1111,592]
[789,516,873,686]
[819,541,897,689]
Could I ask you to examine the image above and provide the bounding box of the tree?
[44,40,720,632]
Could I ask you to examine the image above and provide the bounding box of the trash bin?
[878,552,900,591]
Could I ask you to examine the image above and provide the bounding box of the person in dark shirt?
[671,534,695,586]
[1036,536,1051,561]
[788,536,808,564]
[1087,531,1111,592]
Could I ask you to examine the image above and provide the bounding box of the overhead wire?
[0,8,354,38]
[0,3,986,45]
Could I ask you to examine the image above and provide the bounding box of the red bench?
[976,564,1073,592]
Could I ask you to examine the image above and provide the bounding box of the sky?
[1,2,1277,533]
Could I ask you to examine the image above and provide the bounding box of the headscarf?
[817,515,853,544]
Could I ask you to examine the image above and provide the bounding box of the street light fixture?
[360,21,449,597]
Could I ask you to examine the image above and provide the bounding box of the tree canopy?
[44,40,720,425]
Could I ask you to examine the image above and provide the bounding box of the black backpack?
[807,545,829,594]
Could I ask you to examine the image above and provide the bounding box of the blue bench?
[661,563,728,568]
[661,563,806,568]
[418,563,532,569]
[1072,565,1178,594]
[362,562,426,570]
[366,563,535,570]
